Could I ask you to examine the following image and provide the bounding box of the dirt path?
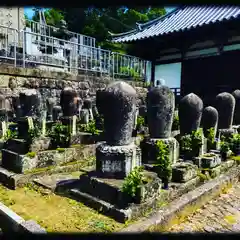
[168,184,240,233]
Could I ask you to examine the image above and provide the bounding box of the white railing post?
[22,30,25,68]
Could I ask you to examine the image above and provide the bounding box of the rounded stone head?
[179,93,203,135]
[232,89,240,125]
[215,92,235,129]
[100,81,137,146]
[147,86,175,138]
[202,106,218,138]
[60,87,78,117]
[19,89,39,117]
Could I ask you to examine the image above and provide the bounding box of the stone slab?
[33,171,82,191]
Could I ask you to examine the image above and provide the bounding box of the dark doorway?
[181,50,240,106]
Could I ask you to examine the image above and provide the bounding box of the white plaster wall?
[155,62,182,88]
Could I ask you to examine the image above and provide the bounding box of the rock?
[232,89,240,125]
[100,81,137,146]
[202,106,218,138]
[147,86,175,138]
[215,92,235,129]
[179,93,203,135]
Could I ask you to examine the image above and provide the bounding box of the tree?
[31,7,166,53]
[32,8,64,27]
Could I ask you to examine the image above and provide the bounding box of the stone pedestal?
[18,117,35,139]
[141,137,179,165]
[96,142,141,179]
[218,128,236,139]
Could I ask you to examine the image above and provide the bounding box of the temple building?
[110,5,240,106]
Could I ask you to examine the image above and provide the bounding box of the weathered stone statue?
[96,81,141,178]
[60,87,78,117]
[141,86,179,165]
[202,106,218,138]
[19,89,39,117]
[52,106,62,121]
[147,86,175,138]
[215,92,235,129]
[11,95,22,120]
[83,98,93,121]
[46,97,56,121]
[179,93,203,135]
[18,89,40,138]
[232,89,240,126]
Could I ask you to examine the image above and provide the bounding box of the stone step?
[4,139,29,154]
[1,149,22,173]
[69,188,127,223]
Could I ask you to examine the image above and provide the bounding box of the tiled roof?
[111,5,240,43]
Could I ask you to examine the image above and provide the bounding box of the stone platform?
[44,168,162,222]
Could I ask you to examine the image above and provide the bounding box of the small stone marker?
[1,121,7,137]
[72,115,77,135]
[27,117,34,129]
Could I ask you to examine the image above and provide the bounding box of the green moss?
[26,152,36,158]
[56,148,65,153]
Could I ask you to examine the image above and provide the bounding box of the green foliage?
[220,141,230,154]
[155,140,172,181]
[119,66,141,81]
[26,151,36,158]
[26,127,41,145]
[48,123,71,148]
[136,116,145,130]
[229,133,240,155]
[180,129,203,157]
[33,7,165,48]
[206,127,215,150]
[3,129,17,141]
[172,114,179,131]
[79,120,100,135]
[32,8,65,27]
[122,166,144,197]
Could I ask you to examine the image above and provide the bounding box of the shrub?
[122,166,144,198]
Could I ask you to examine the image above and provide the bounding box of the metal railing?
[0,25,149,80]
[26,19,96,48]
[112,52,148,80]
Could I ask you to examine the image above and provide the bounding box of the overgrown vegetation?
[78,120,100,135]
[3,128,17,141]
[155,140,172,187]
[136,116,145,130]
[26,151,36,158]
[26,127,41,145]
[122,166,144,198]
[119,66,141,81]
[172,114,179,131]
[205,127,215,150]
[48,122,71,148]
[179,129,203,158]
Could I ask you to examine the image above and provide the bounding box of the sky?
[24,6,177,19]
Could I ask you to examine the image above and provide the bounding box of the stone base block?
[96,142,141,179]
[218,128,236,140]
[141,137,179,165]
[172,162,198,183]
[200,153,221,169]
[2,148,77,174]
[4,137,51,154]
[71,132,95,145]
